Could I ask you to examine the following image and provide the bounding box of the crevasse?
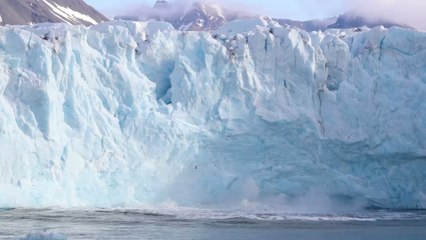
[0,19,425,209]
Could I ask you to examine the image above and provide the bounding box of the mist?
[112,0,257,20]
[346,0,426,30]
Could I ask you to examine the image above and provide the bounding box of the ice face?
[0,19,425,210]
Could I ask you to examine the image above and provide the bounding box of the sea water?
[1,208,426,240]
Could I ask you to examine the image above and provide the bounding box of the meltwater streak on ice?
[0,19,425,209]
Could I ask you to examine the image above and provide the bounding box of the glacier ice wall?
[0,19,425,209]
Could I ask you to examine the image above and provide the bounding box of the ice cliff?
[0,19,425,210]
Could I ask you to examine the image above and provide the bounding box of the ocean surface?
[1,208,426,240]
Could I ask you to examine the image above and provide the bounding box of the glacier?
[0,18,425,210]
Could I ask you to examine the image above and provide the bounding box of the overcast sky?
[85,0,426,30]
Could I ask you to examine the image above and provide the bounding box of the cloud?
[345,0,426,30]
[111,0,189,20]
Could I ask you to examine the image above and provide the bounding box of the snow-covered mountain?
[0,0,107,26]
[328,13,409,30]
[119,0,253,31]
[276,13,409,32]
[0,19,425,209]
[118,1,409,32]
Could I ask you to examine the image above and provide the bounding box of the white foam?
[22,231,67,240]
